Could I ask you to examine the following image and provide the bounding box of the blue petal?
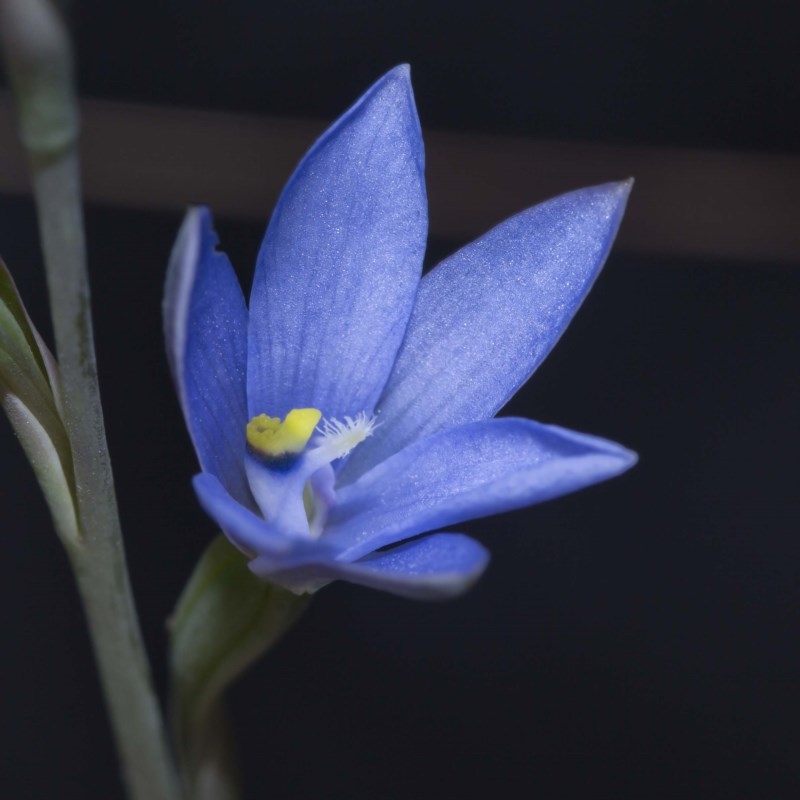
[165,209,254,507]
[250,533,489,600]
[326,418,637,561]
[247,65,427,422]
[193,472,335,564]
[343,181,632,481]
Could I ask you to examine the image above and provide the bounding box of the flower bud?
[0,258,78,543]
[0,0,78,159]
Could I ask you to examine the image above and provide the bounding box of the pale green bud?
[0,0,78,159]
[0,259,78,544]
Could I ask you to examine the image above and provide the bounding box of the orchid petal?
[247,65,427,421]
[343,181,632,481]
[193,472,335,564]
[165,209,253,506]
[326,418,636,561]
[251,533,489,600]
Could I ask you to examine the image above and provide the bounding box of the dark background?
[2,1,799,798]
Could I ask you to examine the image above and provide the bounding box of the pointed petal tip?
[183,205,217,241]
[590,177,634,204]
[609,443,639,477]
[553,424,639,479]
[356,63,414,106]
[608,178,634,212]
[615,176,635,201]
[363,64,420,141]
[570,178,633,236]
[387,63,411,79]
[567,424,636,458]
[376,63,413,89]
[379,66,418,128]
[571,178,633,211]
[177,205,204,236]
[621,444,639,466]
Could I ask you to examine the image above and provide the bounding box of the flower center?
[244,407,378,539]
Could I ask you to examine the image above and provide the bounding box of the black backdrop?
[2,2,799,798]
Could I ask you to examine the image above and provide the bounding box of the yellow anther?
[246,408,322,458]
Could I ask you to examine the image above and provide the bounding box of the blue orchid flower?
[164,66,636,600]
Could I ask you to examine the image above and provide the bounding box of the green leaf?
[169,535,310,799]
[0,258,77,544]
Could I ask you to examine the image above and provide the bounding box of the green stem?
[32,152,181,800]
[170,535,311,800]
[1,2,179,796]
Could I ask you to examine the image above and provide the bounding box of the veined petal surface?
[251,533,489,600]
[344,181,631,481]
[247,65,427,421]
[326,418,637,561]
[165,209,253,506]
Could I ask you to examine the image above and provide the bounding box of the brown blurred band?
[1,91,798,263]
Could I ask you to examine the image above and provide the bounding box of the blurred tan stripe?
[1,90,799,263]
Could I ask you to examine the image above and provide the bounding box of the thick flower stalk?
[165,66,636,600]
